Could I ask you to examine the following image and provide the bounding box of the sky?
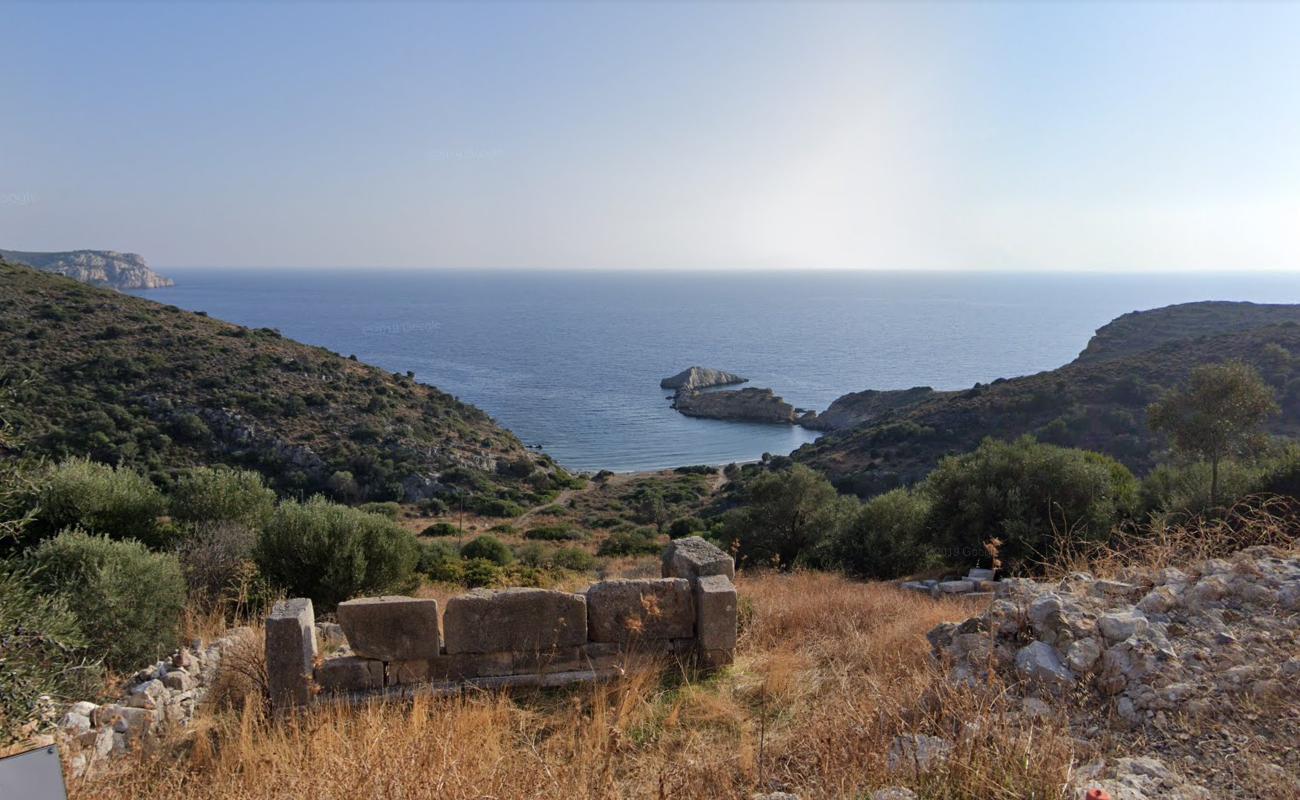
[2,1,1298,272]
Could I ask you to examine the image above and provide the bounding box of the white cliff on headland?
[0,248,173,290]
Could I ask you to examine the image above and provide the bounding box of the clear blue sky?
[2,1,1298,271]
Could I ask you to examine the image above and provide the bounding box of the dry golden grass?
[69,571,1086,800]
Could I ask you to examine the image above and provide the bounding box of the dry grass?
[70,572,1085,800]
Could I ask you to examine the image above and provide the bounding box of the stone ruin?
[266,537,738,709]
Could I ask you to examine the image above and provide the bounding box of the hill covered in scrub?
[0,248,174,290]
[0,259,563,504]
[796,301,1300,496]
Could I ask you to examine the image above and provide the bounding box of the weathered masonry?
[266,537,738,710]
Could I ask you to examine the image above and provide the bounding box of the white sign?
[0,745,67,800]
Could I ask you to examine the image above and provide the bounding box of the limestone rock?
[442,588,586,654]
[1015,641,1075,692]
[662,536,735,581]
[887,734,952,773]
[338,596,442,661]
[315,655,384,693]
[266,598,317,709]
[693,574,738,668]
[660,366,746,391]
[586,579,694,643]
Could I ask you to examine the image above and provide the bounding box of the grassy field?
[68,571,1083,800]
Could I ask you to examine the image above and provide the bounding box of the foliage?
[596,528,663,557]
[170,466,275,529]
[25,457,167,547]
[421,522,460,537]
[922,437,1138,573]
[416,540,462,582]
[468,496,525,518]
[25,529,186,672]
[522,524,585,541]
[1148,361,1279,504]
[722,464,855,569]
[254,497,420,609]
[461,558,502,587]
[667,516,705,539]
[459,534,513,565]
[1139,461,1266,517]
[357,501,401,519]
[0,563,102,743]
[175,521,262,608]
[829,488,937,579]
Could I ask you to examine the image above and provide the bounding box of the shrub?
[175,521,260,607]
[667,516,705,539]
[551,546,595,572]
[460,534,513,565]
[0,564,102,744]
[829,488,937,579]
[27,458,167,548]
[461,558,501,587]
[416,540,462,583]
[25,529,186,672]
[358,501,401,519]
[170,467,276,529]
[922,436,1139,573]
[723,464,856,569]
[596,528,662,557]
[255,497,420,609]
[421,522,460,537]
[418,497,449,515]
[1140,461,1265,516]
[468,496,524,518]
[523,524,585,541]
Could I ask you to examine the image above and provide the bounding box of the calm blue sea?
[131,270,1300,472]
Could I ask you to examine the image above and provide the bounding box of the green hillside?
[0,260,564,505]
[796,302,1300,496]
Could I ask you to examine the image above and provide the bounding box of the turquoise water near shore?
[132,270,1300,472]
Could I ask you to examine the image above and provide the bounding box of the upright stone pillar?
[660,538,738,670]
[267,598,317,710]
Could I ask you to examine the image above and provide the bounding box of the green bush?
[416,540,462,582]
[0,564,102,744]
[523,524,585,541]
[829,488,937,579]
[723,464,856,569]
[922,437,1139,573]
[421,522,460,537]
[468,497,524,518]
[25,529,186,672]
[175,521,261,607]
[461,557,501,587]
[357,501,401,519]
[551,546,595,572]
[1140,461,1264,516]
[170,466,275,529]
[460,534,513,565]
[27,458,167,547]
[596,528,662,557]
[255,497,420,609]
[667,516,705,539]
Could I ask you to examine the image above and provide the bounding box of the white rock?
[870,790,918,800]
[1065,636,1103,673]
[1137,586,1178,614]
[887,734,952,773]
[57,711,92,736]
[1098,610,1149,644]
[127,679,167,710]
[162,669,195,692]
[68,701,98,717]
[1015,641,1075,691]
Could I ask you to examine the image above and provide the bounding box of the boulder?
[662,536,735,581]
[266,598,318,709]
[586,579,694,643]
[443,588,586,654]
[161,669,195,692]
[338,596,442,661]
[935,580,975,594]
[1015,641,1075,692]
[127,679,166,710]
[886,734,952,773]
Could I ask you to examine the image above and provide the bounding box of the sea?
[131,270,1300,473]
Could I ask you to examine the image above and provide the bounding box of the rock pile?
[928,546,1300,798]
[47,628,250,778]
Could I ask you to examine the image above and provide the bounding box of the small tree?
[724,464,855,568]
[1148,361,1278,506]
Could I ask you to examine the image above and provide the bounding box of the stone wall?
[266,537,738,710]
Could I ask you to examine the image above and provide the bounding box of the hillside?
[0,260,560,504]
[796,301,1300,496]
[0,248,173,290]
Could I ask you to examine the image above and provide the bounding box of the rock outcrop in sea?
[673,386,815,425]
[0,248,173,289]
[660,366,747,392]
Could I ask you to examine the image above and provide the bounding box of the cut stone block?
[966,568,996,581]
[935,580,976,595]
[442,588,586,654]
[337,596,441,661]
[694,574,737,668]
[585,578,694,643]
[315,656,384,693]
[266,598,317,709]
[661,536,735,581]
[428,651,516,681]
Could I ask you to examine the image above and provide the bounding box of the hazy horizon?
[4,2,1299,273]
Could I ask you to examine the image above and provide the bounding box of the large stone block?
[314,656,384,693]
[661,537,735,581]
[337,596,441,661]
[585,578,694,643]
[266,598,317,709]
[443,588,587,654]
[428,651,515,681]
[694,574,737,668]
